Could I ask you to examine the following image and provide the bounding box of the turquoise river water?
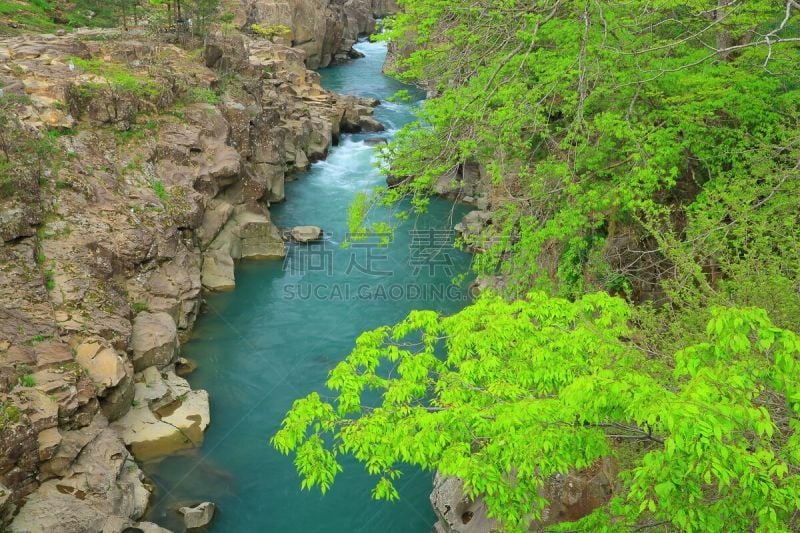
[144,40,473,532]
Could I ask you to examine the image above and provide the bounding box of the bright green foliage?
[344,191,394,246]
[275,292,800,531]
[248,0,800,528]
[151,179,169,203]
[0,402,20,430]
[251,23,291,42]
[71,57,161,98]
[375,0,800,313]
[186,86,220,105]
[43,269,55,291]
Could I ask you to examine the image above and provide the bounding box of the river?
[144,39,472,532]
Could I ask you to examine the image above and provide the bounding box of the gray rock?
[179,501,216,529]
[197,199,234,250]
[238,212,286,259]
[111,370,210,461]
[430,473,497,533]
[430,458,618,531]
[359,116,385,132]
[290,226,323,243]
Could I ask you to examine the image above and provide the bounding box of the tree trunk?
[714,0,735,60]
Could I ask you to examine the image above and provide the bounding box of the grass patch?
[151,180,168,203]
[0,402,21,430]
[187,87,221,105]
[44,268,55,291]
[71,57,160,99]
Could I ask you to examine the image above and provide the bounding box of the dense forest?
[274,1,800,531]
[0,0,220,34]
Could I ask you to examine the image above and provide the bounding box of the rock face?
[0,10,388,531]
[240,0,400,69]
[430,459,619,532]
[111,366,210,461]
[11,413,156,532]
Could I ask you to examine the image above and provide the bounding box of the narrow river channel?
[144,39,472,532]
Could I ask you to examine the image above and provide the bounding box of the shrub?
[251,23,291,42]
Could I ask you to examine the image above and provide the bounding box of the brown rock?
[129,312,178,372]
[75,342,127,393]
[34,342,73,369]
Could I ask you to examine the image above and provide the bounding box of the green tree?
[184,0,219,35]
[274,292,800,531]
[376,0,800,311]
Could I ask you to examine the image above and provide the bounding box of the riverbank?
[0,4,401,530]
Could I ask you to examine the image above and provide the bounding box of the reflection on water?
[144,40,472,532]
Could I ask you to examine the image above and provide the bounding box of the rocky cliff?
[233,0,398,69]
[0,16,383,531]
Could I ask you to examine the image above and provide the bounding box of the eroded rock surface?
[430,459,619,532]
[179,501,216,529]
[237,0,400,69]
[12,413,153,532]
[112,366,210,461]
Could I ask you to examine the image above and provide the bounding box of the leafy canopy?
[274,292,800,531]
[376,0,800,305]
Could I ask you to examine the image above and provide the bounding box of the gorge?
[3,1,800,532]
[142,38,473,532]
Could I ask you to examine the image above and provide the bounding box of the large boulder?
[179,501,216,529]
[359,115,385,132]
[238,211,286,259]
[74,341,128,395]
[290,225,323,243]
[111,368,210,461]
[430,473,496,533]
[129,312,178,372]
[202,249,236,292]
